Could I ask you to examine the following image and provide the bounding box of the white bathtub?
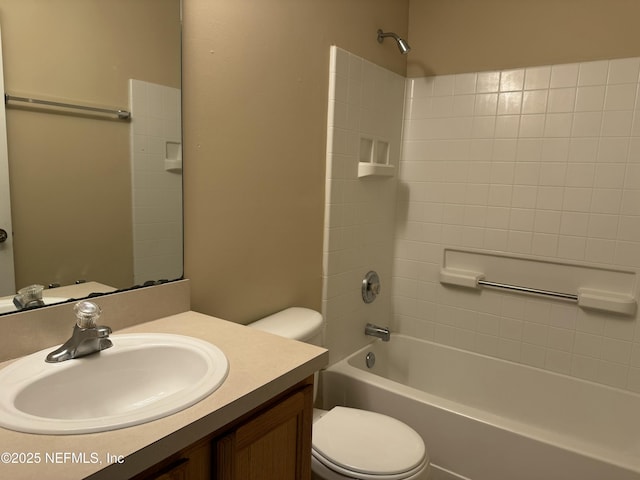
[321,334,640,480]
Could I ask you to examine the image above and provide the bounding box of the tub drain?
[365,352,376,368]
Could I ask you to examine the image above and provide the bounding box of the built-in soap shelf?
[358,136,395,178]
[165,141,182,173]
[439,249,637,316]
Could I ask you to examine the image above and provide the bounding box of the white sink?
[0,333,229,434]
[0,296,69,314]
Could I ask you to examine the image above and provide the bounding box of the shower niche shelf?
[358,163,395,177]
[358,136,395,178]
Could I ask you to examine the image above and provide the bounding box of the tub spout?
[365,323,390,342]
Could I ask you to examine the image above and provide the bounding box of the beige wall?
[408,0,640,77]
[182,0,409,322]
[0,0,180,289]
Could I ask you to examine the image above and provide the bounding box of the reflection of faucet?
[365,323,391,342]
[46,301,112,363]
[13,284,46,310]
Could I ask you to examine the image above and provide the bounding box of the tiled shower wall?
[323,47,405,364]
[129,80,183,285]
[394,58,640,392]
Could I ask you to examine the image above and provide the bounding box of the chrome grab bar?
[477,279,578,302]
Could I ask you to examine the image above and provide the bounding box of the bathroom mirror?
[0,0,182,311]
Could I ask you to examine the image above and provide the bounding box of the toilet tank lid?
[249,307,322,342]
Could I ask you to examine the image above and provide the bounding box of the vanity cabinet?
[134,377,313,480]
[216,381,313,479]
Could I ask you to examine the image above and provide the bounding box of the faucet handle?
[13,284,45,310]
[17,284,44,300]
[74,301,102,329]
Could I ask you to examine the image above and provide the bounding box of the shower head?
[377,29,411,55]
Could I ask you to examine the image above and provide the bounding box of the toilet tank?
[248,307,323,346]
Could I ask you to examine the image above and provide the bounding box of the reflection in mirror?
[0,0,183,313]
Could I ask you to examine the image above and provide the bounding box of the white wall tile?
[593,164,626,188]
[497,92,523,115]
[524,66,551,90]
[324,53,640,393]
[477,71,500,93]
[604,84,637,110]
[585,238,616,264]
[550,63,579,88]
[566,163,595,187]
[596,360,628,388]
[434,75,456,96]
[619,216,640,241]
[560,211,589,236]
[578,60,609,86]
[548,88,576,113]
[547,327,574,351]
[607,57,640,84]
[495,115,520,137]
[485,207,510,229]
[531,233,558,256]
[571,112,602,137]
[535,186,563,210]
[598,137,629,163]
[544,113,573,137]
[519,114,546,137]
[562,187,591,212]
[454,73,477,94]
[539,163,567,186]
[475,93,498,115]
[545,349,572,374]
[521,343,547,368]
[568,138,599,162]
[522,90,548,114]
[542,138,570,162]
[500,69,525,92]
[575,86,606,112]
[590,188,622,214]
[626,367,640,393]
[601,110,633,136]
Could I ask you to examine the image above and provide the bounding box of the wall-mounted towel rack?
[4,94,131,120]
[440,267,637,316]
[476,279,578,301]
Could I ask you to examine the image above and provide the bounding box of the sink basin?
[0,296,69,314]
[0,333,229,434]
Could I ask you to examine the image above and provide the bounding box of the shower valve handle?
[362,271,381,304]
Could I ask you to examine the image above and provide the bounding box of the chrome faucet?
[365,323,391,342]
[13,284,46,310]
[45,301,112,363]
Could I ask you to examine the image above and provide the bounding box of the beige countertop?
[0,311,328,480]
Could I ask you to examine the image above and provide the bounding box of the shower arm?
[377,30,401,43]
[377,29,411,54]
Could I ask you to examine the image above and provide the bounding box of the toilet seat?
[312,407,428,480]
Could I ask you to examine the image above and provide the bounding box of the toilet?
[249,307,430,480]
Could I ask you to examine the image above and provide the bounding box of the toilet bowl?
[312,407,429,480]
[248,307,430,480]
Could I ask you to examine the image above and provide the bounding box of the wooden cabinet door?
[216,384,313,480]
[132,438,212,480]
